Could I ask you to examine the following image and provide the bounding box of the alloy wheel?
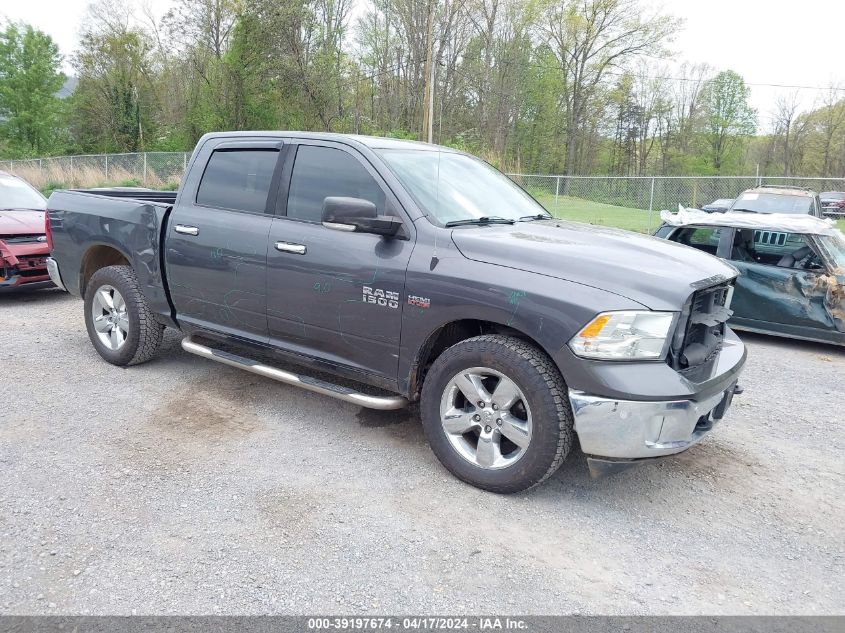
[90,284,129,351]
[439,366,533,470]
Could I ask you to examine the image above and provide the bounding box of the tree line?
[1,0,844,178]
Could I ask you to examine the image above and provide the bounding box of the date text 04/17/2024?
[306,617,528,630]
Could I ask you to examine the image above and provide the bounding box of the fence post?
[69,155,74,184]
[39,158,43,177]
[183,152,187,172]
[554,176,561,214]
[143,153,147,185]
[647,176,656,232]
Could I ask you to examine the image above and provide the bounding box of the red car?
[0,171,52,289]
[820,191,845,218]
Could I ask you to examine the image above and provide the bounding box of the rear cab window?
[196,149,279,214]
[731,192,814,215]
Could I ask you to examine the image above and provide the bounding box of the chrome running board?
[181,335,408,411]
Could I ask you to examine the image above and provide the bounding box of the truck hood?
[450,220,738,310]
[0,209,46,235]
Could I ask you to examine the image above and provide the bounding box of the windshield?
[0,173,46,210]
[730,192,813,215]
[817,232,845,271]
[376,149,548,224]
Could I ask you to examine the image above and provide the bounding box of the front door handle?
[174,224,199,236]
[275,242,307,255]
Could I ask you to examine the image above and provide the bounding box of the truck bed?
[70,188,178,205]
[47,188,175,324]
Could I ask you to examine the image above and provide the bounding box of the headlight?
[568,311,676,360]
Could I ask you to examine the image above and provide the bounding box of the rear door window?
[668,227,723,255]
[730,229,825,270]
[196,149,279,214]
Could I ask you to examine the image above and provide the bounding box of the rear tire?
[420,334,573,493]
[84,265,164,366]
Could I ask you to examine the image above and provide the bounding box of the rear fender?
[68,201,175,327]
[78,241,133,293]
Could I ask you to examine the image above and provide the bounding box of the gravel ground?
[1,287,843,615]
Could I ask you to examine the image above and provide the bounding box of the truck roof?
[741,185,816,197]
[199,131,448,151]
[661,207,842,237]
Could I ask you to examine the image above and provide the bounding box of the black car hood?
[450,220,738,311]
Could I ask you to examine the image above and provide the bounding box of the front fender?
[398,236,645,396]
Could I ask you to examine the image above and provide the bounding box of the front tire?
[84,265,164,366]
[420,334,573,493]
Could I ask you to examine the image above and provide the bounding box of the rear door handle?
[174,224,199,236]
[275,242,307,255]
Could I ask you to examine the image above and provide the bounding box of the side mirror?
[321,197,402,237]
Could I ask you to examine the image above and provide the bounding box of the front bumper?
[570,386,733,460]
[1,244,51,288]
[0,266,51,287]
[568,333,746,462]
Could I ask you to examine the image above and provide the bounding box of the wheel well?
[80,246,130,295]
[409,320,539,400]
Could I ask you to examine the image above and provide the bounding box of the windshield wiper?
[0,207,45,211]
[517,213,552,221]
[445,216,516,227]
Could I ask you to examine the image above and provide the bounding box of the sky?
[2,0,844,131]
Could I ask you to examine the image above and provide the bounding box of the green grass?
[535,194,656,233]
[40,181,68,197]
[108,178,143,188]
[535,194,845,234]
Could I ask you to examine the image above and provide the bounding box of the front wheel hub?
[439,367,533,470]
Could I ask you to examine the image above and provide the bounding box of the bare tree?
[632,62,669,175]
[162,0,237,59]
[542,0,679,176]
[772,91,803,177]
[814,84,845,176]
[670,63,709,157]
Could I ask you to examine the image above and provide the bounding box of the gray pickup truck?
[46,132,746,492]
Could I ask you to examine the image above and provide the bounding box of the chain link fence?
[4,152,190,192]
[508,174,845,232]
[4,152,844,233]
